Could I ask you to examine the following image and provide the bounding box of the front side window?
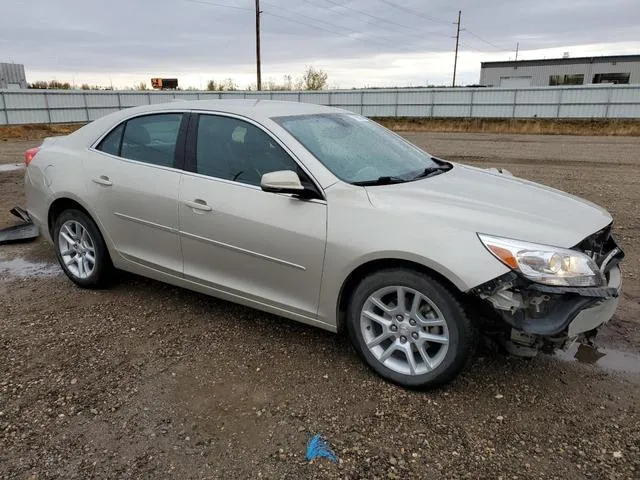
[119,113,183,167]
[195,115,300,186]
[273,113,443,184]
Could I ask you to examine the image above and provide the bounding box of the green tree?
[206,80,217,91]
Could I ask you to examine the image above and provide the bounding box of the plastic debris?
[306,433,338,463]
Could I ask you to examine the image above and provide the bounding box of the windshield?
[272,113,443,184]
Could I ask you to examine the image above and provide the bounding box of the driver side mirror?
[260,170,305,195]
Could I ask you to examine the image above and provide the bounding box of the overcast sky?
[2,0,639,89]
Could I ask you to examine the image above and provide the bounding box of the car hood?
[364,163,612,248]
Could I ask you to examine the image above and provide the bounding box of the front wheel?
[346,269,475,389]
[53,209,113,288]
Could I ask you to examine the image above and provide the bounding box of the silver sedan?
[24,100,623,388]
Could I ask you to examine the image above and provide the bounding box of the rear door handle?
[92,175,113,186]
[185,199,212,212]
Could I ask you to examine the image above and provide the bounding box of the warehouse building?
[480,54,640,88]
[0,63,27,89]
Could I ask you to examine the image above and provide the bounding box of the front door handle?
[185,199,212,212]
[92,175,113,186]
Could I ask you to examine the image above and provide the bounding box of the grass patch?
[374,118,640,136]
[0,123,84,140]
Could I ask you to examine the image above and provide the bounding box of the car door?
[84,112,187,275]
[178,112,327,320]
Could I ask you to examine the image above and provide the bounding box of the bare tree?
[136,82,149,91]
[303,66,328,90]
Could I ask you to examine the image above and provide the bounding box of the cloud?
[1,0,639,87]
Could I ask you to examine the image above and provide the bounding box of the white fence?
[1,85,639,125]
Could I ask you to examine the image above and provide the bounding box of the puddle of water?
[556,343,640,374]
[0,257,61,278]
[0,164,24,172]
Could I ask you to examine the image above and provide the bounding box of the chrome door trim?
[113,211,178,234]
[179,230,307,271]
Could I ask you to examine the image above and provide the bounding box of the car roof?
[133,99,339,118]
[66,99,345,147]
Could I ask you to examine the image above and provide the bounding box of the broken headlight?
[478,234,605,287]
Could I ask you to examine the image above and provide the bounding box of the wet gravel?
[1,133,639,479]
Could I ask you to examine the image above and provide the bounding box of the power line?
[375,0,450,25]
[184,0,252,12]
[186,0,423,54]
[463,29,509,51]
[318,0,450,38]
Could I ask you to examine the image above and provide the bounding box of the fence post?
[469,89,475,118]
[604,85,613,119]
[43,91,52,124]
[512,89,518,118]
[328,91,332,106]
[0,91,7,125]
[360,90,365,115]
[556,88,563,118]
[429,90,435,118]
[147,92,152,105]
[297,91,301,103]
[394,90,399,117]
[83,91,90,122]
[116,92,122,111]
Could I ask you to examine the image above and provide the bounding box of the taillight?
[25,147,40,166]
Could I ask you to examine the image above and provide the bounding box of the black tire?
[346,268,475,389]
[53,209,113,288]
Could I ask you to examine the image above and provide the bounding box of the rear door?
[178,112,327,319]
[84,112,187,274]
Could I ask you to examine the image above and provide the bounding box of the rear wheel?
[347,269,475,389]
[53,209,113,288]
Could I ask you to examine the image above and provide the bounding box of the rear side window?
[96,123,124,156]
[121,114,183,167]
[96,114,183,167]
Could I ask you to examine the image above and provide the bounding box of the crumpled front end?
[471,225,624,356]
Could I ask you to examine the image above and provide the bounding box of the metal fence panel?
[85,93,120,107]
[472,105,513,118]
[514,104,558,118]
[51,108,88,123]
[0,85,639,124]
[516,89,559,104]
[362,91,395,105]
[88,107,120,121]
[473,89,515,105]
[7,109,50,124]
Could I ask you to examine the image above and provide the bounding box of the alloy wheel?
[360,286,450,376]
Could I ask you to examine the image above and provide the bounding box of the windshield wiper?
[409,164,452,181]
[352,176,407,186]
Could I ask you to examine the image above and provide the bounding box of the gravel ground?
[0,132,639,479]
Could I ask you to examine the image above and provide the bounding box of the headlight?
[478,234,605,287]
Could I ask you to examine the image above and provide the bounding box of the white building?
[0,63,28,89]
[480,54,640,88]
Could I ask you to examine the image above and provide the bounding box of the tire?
[346,268,475,389]
[53,209,113,288]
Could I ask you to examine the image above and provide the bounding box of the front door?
[84,112,186,274]
[178,113,327,319]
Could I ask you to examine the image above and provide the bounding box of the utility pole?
[515,42,519,62]
[452,10,461,87]
[255,0,262,91]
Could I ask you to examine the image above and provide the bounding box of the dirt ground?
[0,132,639,479]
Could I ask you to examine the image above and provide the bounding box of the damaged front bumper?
[471,226,624,355]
